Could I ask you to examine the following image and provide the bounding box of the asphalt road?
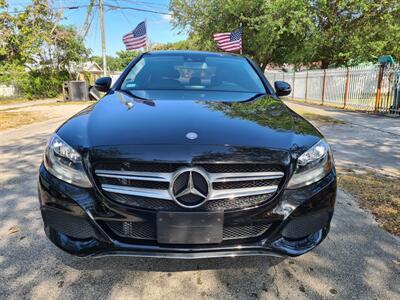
[0,103,399,300]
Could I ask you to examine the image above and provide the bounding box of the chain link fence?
[266,65,400,116]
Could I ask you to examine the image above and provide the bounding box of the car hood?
[57,91,321,154]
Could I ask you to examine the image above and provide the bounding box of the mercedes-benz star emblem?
[170,168,210,208]
[185,132,198,140]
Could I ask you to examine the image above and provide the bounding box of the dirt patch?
[339,170,400,236]
[0,111,45,131]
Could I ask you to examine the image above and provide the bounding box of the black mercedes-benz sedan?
[38,51,336,258]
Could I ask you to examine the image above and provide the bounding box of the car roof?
[144,50,243,58]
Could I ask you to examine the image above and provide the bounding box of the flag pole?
[145,18,148,52]
[239,22,243,55]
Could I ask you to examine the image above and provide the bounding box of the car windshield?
[120,53,266,94]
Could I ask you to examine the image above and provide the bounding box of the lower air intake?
[104,221,271,242]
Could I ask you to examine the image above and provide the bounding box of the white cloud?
[162,14,172,22]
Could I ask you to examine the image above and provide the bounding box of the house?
[76,61,103,84]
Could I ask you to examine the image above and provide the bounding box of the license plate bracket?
[156,211,224,244]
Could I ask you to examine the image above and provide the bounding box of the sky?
[8,0,188,56]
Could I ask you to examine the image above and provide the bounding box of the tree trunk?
[321,59,330,69]
[260,58,270,72]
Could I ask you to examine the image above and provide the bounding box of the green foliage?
[170,0,400,68]
[51,25,91,72]
[305,0,400,68]
[17,68,69,99]
[91,50,142,71]
[0,0,90,98]
[152,38,200,51]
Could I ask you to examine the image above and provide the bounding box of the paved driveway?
[285,101,400,176]
[0,103,399,299]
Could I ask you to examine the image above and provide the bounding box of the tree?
[306,0,400,68]
[152,38,199,51]
[170,0,313,69]
[170,0,400,68]
[0,0,90,98]
[91,50,142,71]
[50,25,90,73]
[0,0,58,66]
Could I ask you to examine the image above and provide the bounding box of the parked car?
[38,51,336,258]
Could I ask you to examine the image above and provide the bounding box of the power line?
[4,2,172,15]
[112,0,134,26]
[119,0,169,10]
[103,3,171,15]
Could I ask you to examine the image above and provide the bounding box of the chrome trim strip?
[91,249,284,259]
[209,185,278,200]
[95,169,171,182]
[101,184,172,200]
[209,172,284,182]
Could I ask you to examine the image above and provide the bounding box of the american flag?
[123,21,147,50]
[213,28,242,52]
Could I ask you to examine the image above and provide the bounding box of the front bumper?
[38,164,336,258]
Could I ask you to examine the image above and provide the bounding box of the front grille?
[94,162,285,211]
[104,221,271,241]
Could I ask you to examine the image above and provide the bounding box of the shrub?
[15,68,69,99]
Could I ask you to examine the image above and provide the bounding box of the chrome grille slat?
[101,184,171,200]
[209,186,278,200]
[209,172,284,182]
[101,184,278,201]
[95,169,172,182]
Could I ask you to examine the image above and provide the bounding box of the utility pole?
[99,0,107,76]
[239,22,243,55]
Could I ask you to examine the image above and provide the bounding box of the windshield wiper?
[118,89,155,107]
[119,89,150,101]
[241,93,266,102]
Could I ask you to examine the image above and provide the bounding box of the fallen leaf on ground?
[8,226,20,234]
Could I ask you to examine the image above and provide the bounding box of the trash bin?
[63,81,89,101]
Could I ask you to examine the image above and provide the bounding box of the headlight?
[43,134,92,188]
[287,139,333,189]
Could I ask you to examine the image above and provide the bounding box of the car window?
[120,54,266,94]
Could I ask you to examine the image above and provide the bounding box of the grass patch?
[2,101,96,112]
[39,100,96,106]
[0,98,34,106]
[0,111,44,131]
[339,172,400,236]
[293,108,346,126]
[302,112,346,125]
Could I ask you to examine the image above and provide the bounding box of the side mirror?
[274,81,291,96]
[94,77,112,93]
